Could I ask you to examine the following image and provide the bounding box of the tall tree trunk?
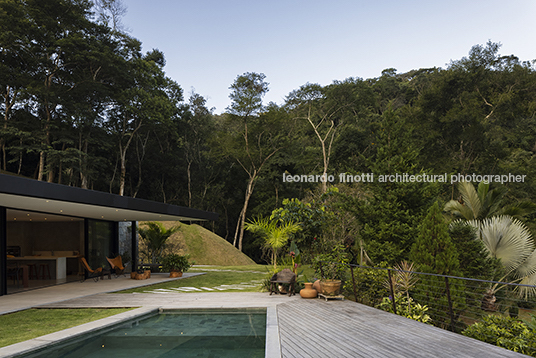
[235,174,256,251]
[80,137,89,189]
[132,132,149,198]
[2,86,17,171]
[38,92,54,181]
[186,158,192,207]
[118,115,142,196]
[232,207,244,247]
[119,150,126,196]
[17,138,22,175]
[57,142,65,184]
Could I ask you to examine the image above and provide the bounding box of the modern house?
[0,174,218,296]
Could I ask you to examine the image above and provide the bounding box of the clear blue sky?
[123,0,536,114]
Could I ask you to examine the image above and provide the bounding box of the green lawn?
[0,308,133,348]
[117,264,271,293]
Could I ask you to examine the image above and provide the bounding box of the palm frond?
[477,216,534,273]
[484,186,508,217]
[476,181,490,208]
[444,200,474,220]
[458,181,482,220]
[515,272,536,299]
[514,249,536,278]
[501,201,536,219]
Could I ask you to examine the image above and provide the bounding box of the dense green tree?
[448,221,500,279]
[105,49,182,195]
[286,79,368,193]
[0,0,35,171]
[219,73,289,251]
[357,109,439,264]
[410,202,463,330]
[410,202,461,274]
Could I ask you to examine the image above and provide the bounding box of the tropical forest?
[4,1,536,354]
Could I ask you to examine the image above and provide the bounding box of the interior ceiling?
[0,193,199,222]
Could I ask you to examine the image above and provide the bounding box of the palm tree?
[244,217,301,270]
[462,216,536,298]
[138,222,180,264]
[444,181,536,220]
[446,182,536,299]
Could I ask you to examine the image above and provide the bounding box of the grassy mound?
[140,221,256,266]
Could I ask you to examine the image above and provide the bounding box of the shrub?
[313,243,349,281]
[351,264,389,306]
[462,315,536,356]
[161,254,193,273]
[376,293,432,324]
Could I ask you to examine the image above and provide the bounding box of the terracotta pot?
[131,271,148,280]
[320,279,341,296]
[312,279,322,293]
[300,282,318,298]
[169,271,183,278]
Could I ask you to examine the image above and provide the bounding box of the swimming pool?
[17,308,267,357]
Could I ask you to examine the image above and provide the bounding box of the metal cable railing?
[319,261,536,356]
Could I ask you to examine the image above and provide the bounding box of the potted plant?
[313,244,349,296]
[161,254,193,278]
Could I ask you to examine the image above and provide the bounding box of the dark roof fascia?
[0,174,218,222]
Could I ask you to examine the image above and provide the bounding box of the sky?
[122,0,536,114]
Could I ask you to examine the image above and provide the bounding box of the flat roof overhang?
[0,174,218,222]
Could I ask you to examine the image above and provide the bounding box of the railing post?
[445,276,455,332]
[388,269,397,315]
[350,265,358,302]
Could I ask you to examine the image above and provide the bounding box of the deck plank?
[277,299,529,358]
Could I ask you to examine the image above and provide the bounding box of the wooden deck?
[277,299,528,358]
[20,290,530,357]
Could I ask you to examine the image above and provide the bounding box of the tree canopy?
[2,4,536,265]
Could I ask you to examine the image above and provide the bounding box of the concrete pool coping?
[0,305,281,358]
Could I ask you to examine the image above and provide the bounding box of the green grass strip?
[0,308,133,348]
[118,268,270,294]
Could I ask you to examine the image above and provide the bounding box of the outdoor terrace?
[0,273,527,357]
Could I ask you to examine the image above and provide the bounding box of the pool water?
[23,309,267,358]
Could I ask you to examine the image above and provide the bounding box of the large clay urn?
[300,282,318,298]
[320,279,342,296]
[312,279,322,293]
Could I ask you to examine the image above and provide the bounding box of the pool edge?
[0,305,282,358]
[0,307,158,358]
[266,305,282,358]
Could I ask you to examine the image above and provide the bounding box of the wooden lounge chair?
[106,255,126,278]
[79,257,104,282]
[269,268,296,296]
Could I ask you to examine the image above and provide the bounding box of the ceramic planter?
[300,282,318,298]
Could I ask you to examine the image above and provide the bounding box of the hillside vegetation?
[140,221,256,266]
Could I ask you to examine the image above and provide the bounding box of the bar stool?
[39,264,51,280]
[28,264,39,280]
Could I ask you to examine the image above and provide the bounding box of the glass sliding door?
[87,220,115,271]
[5,209,84,293]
